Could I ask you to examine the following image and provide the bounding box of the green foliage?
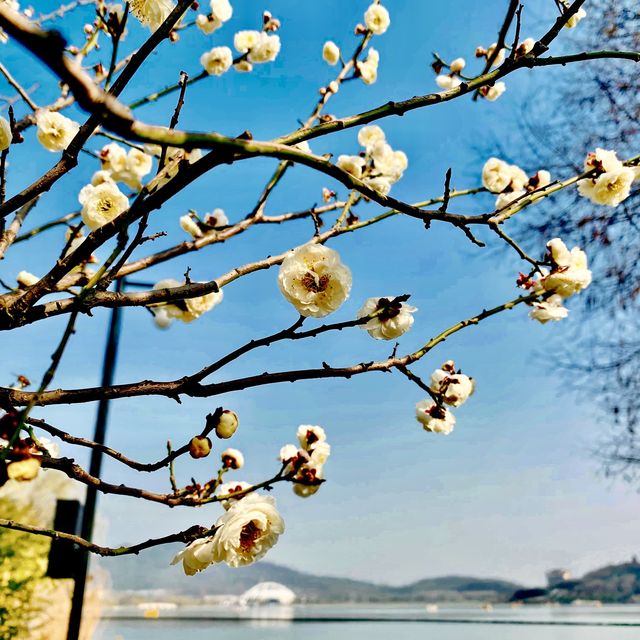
[0,491,68,639]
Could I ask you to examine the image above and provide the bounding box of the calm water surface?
[96,604,640,640]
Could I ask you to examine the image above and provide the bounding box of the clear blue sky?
[1,0,638,586]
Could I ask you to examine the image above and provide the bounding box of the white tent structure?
[238,582,296,606]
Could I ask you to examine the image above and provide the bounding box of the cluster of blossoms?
[196,0,233,35]
[277,243,418,341]
[577,148,636,207]
[435,36,539,101]
[434,41,507,101]
[346,3,389,85]
[279,425,331,498]
[171,409,284,574]
[415,361,475,435]
[482,157,551,210]
[98,143,153,190]
[200,7,281,77]
[150,278,224,328]
[0,412,59,484]
[172,420,331,574]
[521,238,592,324]
[171,493,285,573]
[180,208,229,239]
[337,125,408,196]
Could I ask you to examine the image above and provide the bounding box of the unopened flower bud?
[322,187,335,202]
[215,410,239,439]
[189,435,212,459]
[449,57,465,73]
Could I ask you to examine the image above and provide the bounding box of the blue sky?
[1,0,638,586]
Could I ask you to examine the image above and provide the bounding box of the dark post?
[66,280,124,640]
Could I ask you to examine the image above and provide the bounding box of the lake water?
[96,604,640,639]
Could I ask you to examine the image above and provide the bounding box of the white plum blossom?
[482,81,506,101]
[565,7,586,28]
[196,13,219,34]
[357,296,417,340]
[180,214,203,238]
[130,0,175,31]
[528,294,569,324]
[80,182,130,231]
[584,148,624,173]
[449,57,466,73]
[323,41,340,65]
[278,244,352,317]
[234,60,253,73]
[279,444,299,463]
[542,238,592,298]
[297,425,327,451]
[99,143,153,190]
[430,362,475,407]
[530,169,551,189]
[0,0,19,44]
[201,46,233,76]
[517,37,536,56]
[482,158,526,193]
[337,155,366,179]
[204,208,229,227]
[247,32,281,63]
[292,466,323,498]
[309,441,331,465]
[234,30,260,53]
[486,42,506,67]
[216,481,251,510]
[495,189,525,210]
[365,176,391,195]
[35,110,80,152]
[221,447,244,469]
[0,115,11,150]
[356,47,379,85]
[415,400,456,434]
[210,0,232,22]
[357,125,385,151]
[151,278,223,326]
[436,74,461,90]
[364,3,390,35]
[578,149,630,206]
[171,493,284,572]
[16,271,39,287]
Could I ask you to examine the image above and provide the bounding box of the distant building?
[546,569,572,587]
[239,582,296,606]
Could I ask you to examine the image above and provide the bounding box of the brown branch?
[0,292,540,407]
[0,518,215,557]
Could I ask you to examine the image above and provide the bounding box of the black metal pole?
[66,279,124,640]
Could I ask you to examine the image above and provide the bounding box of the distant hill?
[101,545,521,603]
[550,561,640,603]
[102,546,640,604]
